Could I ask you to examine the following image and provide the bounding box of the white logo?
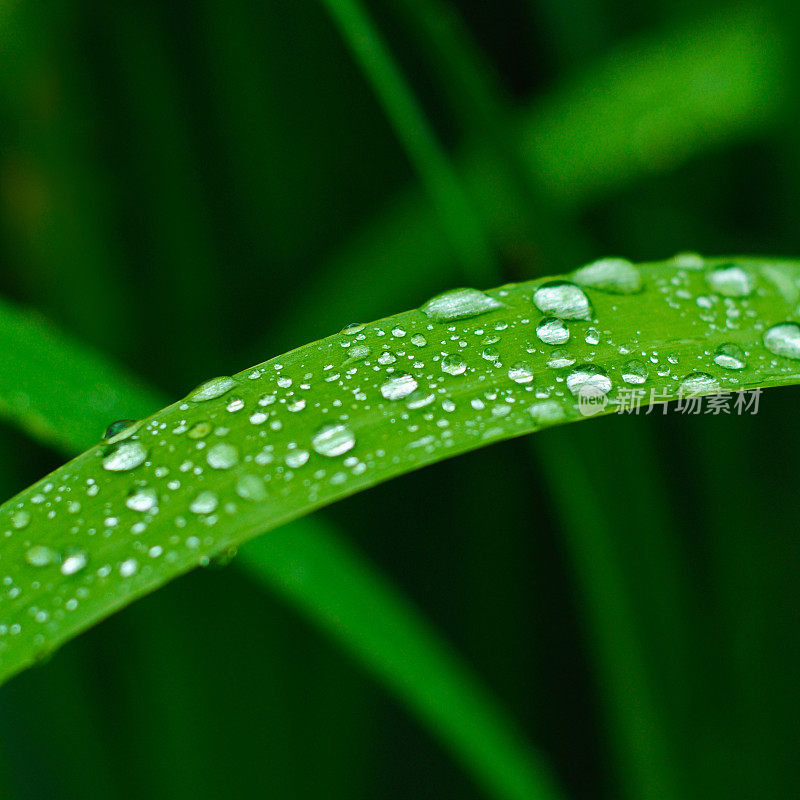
[576,383,609,416]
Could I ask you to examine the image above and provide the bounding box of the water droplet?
[119,558,139,578]
[411,333,427,347]
[190,491,219,514]
[764,322,800,360]
[585,328,600,346]
[713,343,747,370]
[206,442,239,470]
[421,288,502,321]
[680,372,719,395]
[103,419,139,441]
[102,441,148,472]
[706,263,754,297]
[380,374,419,400]
[547,350,575,368]
[536,317,570,345]
[25,545,59,567]
[528,400,566,425]
[533,281,591,320]
[11,510,30,530]
[341,322,365,335]
[285,449,310,468]
[508,362,534,384]
[481,345,500,361]
[312,423,356,457]
[441,354,467,375]
[621,360,649,384]
[126,487,158,512]
[566,365,612,396]
[406,390,436,409]
[189,376,238,402]
[187,421,212,439]
[344,344,370,363]
[572,257,642,294]
[60,550,88,576]
[236,474,267,502]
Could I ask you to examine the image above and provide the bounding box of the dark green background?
[0,0,798,797]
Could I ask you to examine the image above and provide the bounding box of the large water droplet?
[189,376,238,402]
[380,374,419,400]
[312,423,356,457]
[421,288,502,321]
[532,281,591,320]
[713,343,747,370]
[572,257,642,294]
[536,317,570,345]
[25,545,59,567]
[508,362,534,384]
[566,365,612,396]
[60,550,88,576]
[706,263,754,297]
[102,441,148,472]
[763,322,800,360]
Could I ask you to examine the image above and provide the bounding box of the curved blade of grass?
[1,254,799,693]
[0,299,563,800]
[318,0,495,284]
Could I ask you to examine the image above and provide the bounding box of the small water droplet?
[411,333,427,347]
[206,442,239,470]
[441,354,467,375]
[312,423,356,457]
[236,474,267,502]
[536,317,570,345]
[566,365,612,396]
[187,421,212,439]
[102,441,148,472]
[189,376,238,402]
[572,257,642,294]
[380,374,419,400]
[508,362,534,384]
[103,419,139,441]
[421,288,502,321]
[60,550,88,576]
[713,343,747,370]
[25,545,59,567]
[341,322,365,335]
[126,487,158,512]
[585,328,600,346]
[11,510,30,530]
[119,558,139,578]
[680,372,719,395]
[706,263,754,297]
[190,491,219,514]
[547,349,575,368]
[527,400,566,425]
[621,360,649,384]
[285,449,310,468]
[533,281,592,320]
[764,322,800,360]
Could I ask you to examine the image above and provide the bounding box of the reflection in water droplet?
[706,263,754,297]
[102,442,148,472]
[421,288,502,321]
[380,374,419,400]
[621,360,649,384]
[312,423,356,457]
[764,322,800,360]
[713,343,747,370]
[532,281,591,320]
[189,376,238,402]
[441,354,467,375]
[536,318,569,345]
[572,257,642,294]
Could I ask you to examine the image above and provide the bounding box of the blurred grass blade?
[0,298,563,800]
[240,524,561,800]
[1,254,799,691]
[256,7,786,354]
[319,0,495,283]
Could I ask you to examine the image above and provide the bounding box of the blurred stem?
[319,0,496,284]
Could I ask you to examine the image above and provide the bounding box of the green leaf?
[0,297,563,800]
[1,254,799,692]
